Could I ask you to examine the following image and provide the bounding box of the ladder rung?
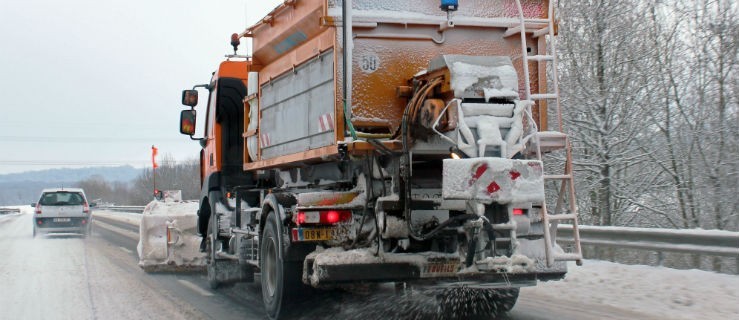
[503,26,522,38]
[544,174,572,180]
[531,93,558,100]
[528,55,554,62]
[533,27,550,38]
[547,213,577,221]
[553,253,582,261]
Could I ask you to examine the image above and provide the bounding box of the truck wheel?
[261,211,301,320]
[206,236,220,289]
[206,213,236,289]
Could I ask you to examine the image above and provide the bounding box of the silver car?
[32,188,93,237]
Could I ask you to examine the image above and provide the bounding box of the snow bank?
[137,200,205,270]
[0,205,31,215]
[530,260,739,319]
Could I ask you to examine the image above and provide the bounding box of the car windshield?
[39,192,85,206]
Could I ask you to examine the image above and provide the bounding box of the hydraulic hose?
[400,78,443,241]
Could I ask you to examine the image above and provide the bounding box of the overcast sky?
[0,0,283,174]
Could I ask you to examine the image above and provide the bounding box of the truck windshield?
[39,192,85,206]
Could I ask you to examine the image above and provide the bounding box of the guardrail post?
[656,251,664,267]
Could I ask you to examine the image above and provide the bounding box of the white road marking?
[177,279,214,297]
[119,246,133,254]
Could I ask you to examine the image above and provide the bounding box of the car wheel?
[32,226,36,238]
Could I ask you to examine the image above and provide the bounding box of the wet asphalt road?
[0,211,655,320]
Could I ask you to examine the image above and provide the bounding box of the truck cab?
[180,58,254,246]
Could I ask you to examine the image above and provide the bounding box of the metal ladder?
[509,0,583,267]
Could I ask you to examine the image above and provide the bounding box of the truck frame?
[178,1,583,319]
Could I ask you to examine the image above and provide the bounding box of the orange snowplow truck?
[179,1,582,319]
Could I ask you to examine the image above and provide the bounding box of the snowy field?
[528,260,739,319]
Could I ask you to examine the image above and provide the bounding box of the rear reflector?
[37,219,43,225]
[513,208,525,215]
[81,219,87,225]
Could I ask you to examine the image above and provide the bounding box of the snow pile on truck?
[137,194,204,272]
[442,158,545,204]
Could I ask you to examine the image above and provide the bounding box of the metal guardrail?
[93,214,140,233]
[98,206,146,214]
[558,224,739,274]
[557,224,739,257]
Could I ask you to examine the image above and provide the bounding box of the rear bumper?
[303,249,566,287]
[35,217,90,233]
[305,261,564,287]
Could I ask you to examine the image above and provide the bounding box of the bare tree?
[129,154,200,205]
[558,0,738,233]
[558,0,655,226]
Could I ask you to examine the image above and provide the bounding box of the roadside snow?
[0,205,33,215]
[528,260,739,319]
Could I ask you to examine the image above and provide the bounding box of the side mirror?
[31,203,36,207]
[89,203,97,208]
[182,89,198,107]
[180,110,197,136]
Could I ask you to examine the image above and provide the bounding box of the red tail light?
[35,203,42,214]
[295,212,306,225]
[294,210,352,225]
[513,208,525,215]
[82,202,90,214]
[325,210,340,224]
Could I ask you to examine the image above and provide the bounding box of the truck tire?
[261,211,302,320]
[205,236,220,289]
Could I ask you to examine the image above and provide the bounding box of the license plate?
[420,260,460,278]
[53,218,71,222]
[294,227,347,241]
